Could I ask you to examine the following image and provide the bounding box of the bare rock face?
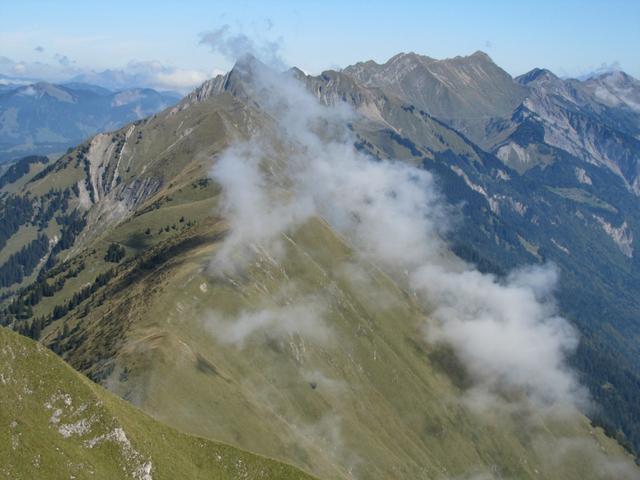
[514,80,640,191]
[344,51,528,125]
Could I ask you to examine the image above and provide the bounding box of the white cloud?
[153,69,210,90]
[205,296,330,348]
[0,55,75,82]
[70,60,212,93]
[412,263,585,410]
[54,53,73,67]
[19,85,37,96]
[13,63,27,74]
[0,55,212,93]
[539,437,638,479]
[561,61,623,80]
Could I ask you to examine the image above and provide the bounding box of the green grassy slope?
[46,216,638,480]
[0,325,315,480]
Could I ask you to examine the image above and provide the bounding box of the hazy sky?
[1,0,638,91]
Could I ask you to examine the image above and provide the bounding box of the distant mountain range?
[0,81,180,162]
[0,326,314,479]
[1,52,640,478]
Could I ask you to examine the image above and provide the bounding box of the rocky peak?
[181,54,273,108]
[515,68,578,102]
[343,50,527,126]
[580,69,640,112]
[517,68,559,86]
[386,51,435,66]
[468,50,492,61]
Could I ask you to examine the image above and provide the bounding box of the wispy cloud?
[205,288,330,348]
[413,263,585,410]
[199,24,285,69]
[560,61,623,80]
[54,53,73,67]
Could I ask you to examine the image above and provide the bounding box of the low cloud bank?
[0,56,213,93]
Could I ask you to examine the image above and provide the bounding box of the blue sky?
[1,0,638,91]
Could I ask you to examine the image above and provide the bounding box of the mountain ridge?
[0,53,640,478]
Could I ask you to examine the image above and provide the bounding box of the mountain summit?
[344,51,528,125]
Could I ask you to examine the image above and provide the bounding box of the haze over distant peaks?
[0,81,180,162]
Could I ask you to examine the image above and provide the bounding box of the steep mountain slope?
[341,53,640,456]
[0,82,180,162]
[40,213,638,479]
[0,57,638,479]
[0,326,315,479]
